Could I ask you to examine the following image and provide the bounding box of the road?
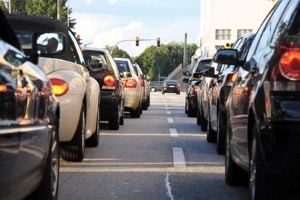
[58,92,248,200]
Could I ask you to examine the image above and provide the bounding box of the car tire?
[119,104,125,125]
[206,110,216,143]
[216,108,226,154]
[249,125,272,200]
[60,104,86,162]
[32,115,60,199]
[200,104,207,131]
[225,127,247,186]
[86,108,100,146]
[131,104,141,118]
[109,113,120,130]
[196,106,201,125]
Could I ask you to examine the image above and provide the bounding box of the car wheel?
[249,125,271,200]
[216,108,226,154]
[131,104,141,118]
[119,104,125,125]
[225,126,247,186]
[206,110,216,143]
[60,104,86,162]
[185,101,188,114]
[200,104,207,131]
[32,115,59,199]
[109,112,120,130]
[196,106,201,125]
[86,108,100,146]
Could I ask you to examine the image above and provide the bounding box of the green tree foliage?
[106,45,131,59]
[135,42,198,81]
[0,0,76,29]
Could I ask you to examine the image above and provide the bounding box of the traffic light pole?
[110,38,160,55]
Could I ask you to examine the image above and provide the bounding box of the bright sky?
[69,0,200,57]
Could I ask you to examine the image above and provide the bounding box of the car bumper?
[100,96,119,121]
[124,89,140,110]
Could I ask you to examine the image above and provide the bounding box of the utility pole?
[183,33,188,68]
[57,0,61,20]
[8,0,11,13]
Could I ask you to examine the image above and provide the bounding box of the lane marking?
[165,173,174,200]
[167,118,174,123]
[169,128,178,137]
[173,147,186,167]
[166,111,171,115]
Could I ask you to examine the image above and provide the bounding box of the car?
[7,14,101,162]
[114,57,143,118]
[162,79,180,94]
[206,32,256,154]
[82,47,125,130]
[133,63,150,110]
[0,9,59,199]
[149,81,164,92]
[183,57,212,117]
[213,1,300,198]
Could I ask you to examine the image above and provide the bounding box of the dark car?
[206,32,255,154]
[213,1,300,199]
[162,79,180,94]
[149,81,164,92]
[0,9,59,199]
[82,47,125,130]
[183,57,212,117]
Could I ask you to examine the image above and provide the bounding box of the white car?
[8,14,101,162]
[114,58,143,118]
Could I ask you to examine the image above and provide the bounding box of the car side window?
[249,1,288,57]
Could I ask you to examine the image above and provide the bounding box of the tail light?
[271,48,300,91]
[122,78,137,88]
[103,75,116,89]
[227,72,238,83]
[140,79,145,87]
[0,84,7,92]
[193,86,199,94]
[50,78,68,96]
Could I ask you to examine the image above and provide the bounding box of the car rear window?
[115,60,131,73]
[196,59,212,72]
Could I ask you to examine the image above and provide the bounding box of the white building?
[199,0,275,57]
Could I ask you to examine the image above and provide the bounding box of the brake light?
[279,50,300,80]
[122,78,137,88]
[227,72,238,83]
[140,79,145,87]
[193,86,199,94]
[104,75,116,86]
[50,78,68,96]
[0,84,7,92]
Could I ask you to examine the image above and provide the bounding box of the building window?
[215,29,231,40]
[237,29,253,38]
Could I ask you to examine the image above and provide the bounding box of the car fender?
[38,58,87,141]
[85,77,100,139]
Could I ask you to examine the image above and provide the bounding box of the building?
[199,0,275,57]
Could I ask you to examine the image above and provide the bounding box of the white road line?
[173,147,186,167]
[169,128,178,137]
[166,111,171,115]
[167,118,174,123]
[165,173,174,200]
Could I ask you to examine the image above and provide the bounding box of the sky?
[69,0,200,57]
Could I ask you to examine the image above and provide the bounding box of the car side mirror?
[183,70,191,76]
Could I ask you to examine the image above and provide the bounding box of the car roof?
[81,47,109,54]
[6,14,68,33]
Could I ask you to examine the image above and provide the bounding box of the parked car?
[8,14,101,162]
[0,9,59,199]
[114,57,143,118]
[213,1,300,199]
[82,47,125,130]
[162,79,180,94]
[183,57,212,117]
[149,81,164,92]
[206,32,256,154]
[133,63,150,110]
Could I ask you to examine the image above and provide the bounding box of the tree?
[0,0,76,29]
[105,45,130,59]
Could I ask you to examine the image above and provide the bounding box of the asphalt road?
[58,91,248,200]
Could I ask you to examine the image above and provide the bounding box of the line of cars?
[1,9,151,200]
[184,1,300,199]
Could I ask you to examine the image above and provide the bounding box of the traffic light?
[157,37,160,47]
[136,37,139,46]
